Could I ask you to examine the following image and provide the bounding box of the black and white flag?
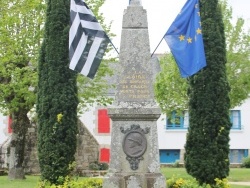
[69,0,109,79]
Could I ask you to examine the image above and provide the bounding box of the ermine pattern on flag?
[69,0,109,79]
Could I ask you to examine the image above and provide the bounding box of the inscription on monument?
[117,70,151,101]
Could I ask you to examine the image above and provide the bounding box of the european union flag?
[164,0,206,78]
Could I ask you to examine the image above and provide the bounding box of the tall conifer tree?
[185,0,231,185]
[37,0,78,184]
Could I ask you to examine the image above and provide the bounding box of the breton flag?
[164,0,206,78]
[69,0,109,79]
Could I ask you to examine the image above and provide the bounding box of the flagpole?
[107,36,119,55]
[151,34,165,57]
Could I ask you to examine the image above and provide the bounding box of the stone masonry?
[7,119,100,175]
[103,0,166,187]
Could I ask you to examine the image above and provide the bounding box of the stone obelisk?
[103,0,166,187]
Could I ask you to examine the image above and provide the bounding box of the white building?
[0,114,9,145]
[79,97,250,164]
[157,98,250,164]
[1,97,249,165]
[0,114,11,168]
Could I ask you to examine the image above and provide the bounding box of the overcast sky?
[101,0,250,54]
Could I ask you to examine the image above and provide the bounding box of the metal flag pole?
[151,34,165,57]
[110,40,119,55]
[106,36,119,55]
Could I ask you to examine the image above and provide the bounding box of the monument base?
[103,172,166,188]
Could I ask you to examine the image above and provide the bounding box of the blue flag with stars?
[164,0,206,78]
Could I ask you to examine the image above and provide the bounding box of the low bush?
[0,169,8,176]
[172,160,181,168]
[37,173,231,188]
[89,161,109,170]
[241,157,250,168]
[167,176,205,188]
[36,176,103,188]
[214,178,230,188]
[167,176,230,188]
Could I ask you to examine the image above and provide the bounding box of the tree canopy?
[0,0,115,117]
[0,0,45,115]
[0,0,46,179]
[0,0,114,180]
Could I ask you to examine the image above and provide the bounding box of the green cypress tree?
[37,0,78,184]
[184,0,231,185]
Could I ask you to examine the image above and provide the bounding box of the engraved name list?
[117,71,152,101]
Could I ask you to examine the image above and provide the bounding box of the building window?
[229,149,248,163]
[230,110,241,129]
[166,111,189,129]
[166,110,241,130]
[160,150,180,163]
[99,148,110,163]
[98,109,110,133]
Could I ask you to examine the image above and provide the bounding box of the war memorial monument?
[103,0,166,187]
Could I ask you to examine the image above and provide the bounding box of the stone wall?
[3,119,99,174]
[75,119,99,172]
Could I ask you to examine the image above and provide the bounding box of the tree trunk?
[8,110,30,180]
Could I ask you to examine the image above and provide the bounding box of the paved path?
[229,182,250,186]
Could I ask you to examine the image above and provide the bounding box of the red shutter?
[8,116,13,133]
[98,109,110,133]
[100,148,110,163]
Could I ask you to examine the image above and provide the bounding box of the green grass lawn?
[0,168,249,188]
[228,168,250,182]
[0,175,40,188]
[231,185,250,188]
[161,167,250,182]
[161,167,250,188]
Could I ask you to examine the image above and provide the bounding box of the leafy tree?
[221,0,250,107]
[0,0,45,179]
[184,0,231,185]
[0,0,113,181]
[154,54,188,117]
[154,0,250,115]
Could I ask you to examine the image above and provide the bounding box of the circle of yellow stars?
[178,3,202,44]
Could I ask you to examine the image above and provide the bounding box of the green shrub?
[99,163,109,170]
[36,176,103,188]
[89,161,109,170]
[167,176,207,188]
[241,157,250,168]
[88,162,99,170]
[172,160,181,168]
[166,176,230,188]
[214,178,230,188]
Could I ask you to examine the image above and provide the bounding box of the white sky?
[101,0,250,55]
